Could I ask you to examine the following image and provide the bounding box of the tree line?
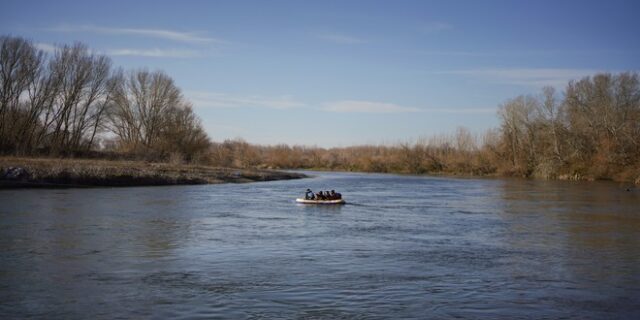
[208,128,497,176]
[208,73,639,182]
[2,35,638,182]
[496,73,640,181]
[0,35,209,161]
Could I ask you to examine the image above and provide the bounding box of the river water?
[1,172,639,319]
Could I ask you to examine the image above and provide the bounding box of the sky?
[2,0,639,147]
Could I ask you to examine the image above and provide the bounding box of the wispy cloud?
[203,123,248,136]
[420,22,453,33]
[424,107,496,114]
[438,68,603,87]
[34,42,56,53]
[187,91,305,110]
[323,100,494,114]
[413,49,629,58]
[188,92,492,115]
[318,33,367,44]
[49,25,221,44]
[107,48,202,58]
[414,50,495,57]
[323,100,420,113]
[34,43,202,58]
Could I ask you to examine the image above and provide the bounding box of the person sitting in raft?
[305,189,315,200]
[330,190,341,200]
[316,191,326,200]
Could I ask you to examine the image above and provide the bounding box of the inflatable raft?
[296,198,346,205]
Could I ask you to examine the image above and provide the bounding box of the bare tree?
[108,70,181,151]
[107,69,209,160]
[455,126,476,152]
[41,43,113,153]
[565,72,640,168]
[1,35,212,161]
[535,86,565,162]
[0,36,44,152]
[498,95,539,175]
[159,104,210,161]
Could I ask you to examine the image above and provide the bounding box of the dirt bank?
[0,157,306,188]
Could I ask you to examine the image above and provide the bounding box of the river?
[1,172,639,319]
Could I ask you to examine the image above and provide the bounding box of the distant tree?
[565,72,640,175]
[158,104,210,161]
[536,86,565,163]
[108,69,179,151]
[46,43,113,154]
[498,95,538,175]
[0,36,44,153]
[107,69,209,160]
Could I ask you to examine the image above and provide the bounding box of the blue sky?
[2,0,639,147]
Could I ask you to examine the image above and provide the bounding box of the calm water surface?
[1,172,639,319]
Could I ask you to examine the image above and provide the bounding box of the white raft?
[296,198,345,205]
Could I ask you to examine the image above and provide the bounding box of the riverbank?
[295,166,640,186]
[0,157,306,188]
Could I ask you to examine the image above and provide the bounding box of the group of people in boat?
[305,189,342,200]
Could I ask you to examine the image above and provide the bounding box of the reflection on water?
[1,172,639,319]
[494,178,640,317]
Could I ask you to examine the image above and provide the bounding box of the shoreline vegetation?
[1,35,639,187]
[0,157,306,188]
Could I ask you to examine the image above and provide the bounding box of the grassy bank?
[0,157,306,188]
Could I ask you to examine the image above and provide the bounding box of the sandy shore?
[0,157,306,188]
